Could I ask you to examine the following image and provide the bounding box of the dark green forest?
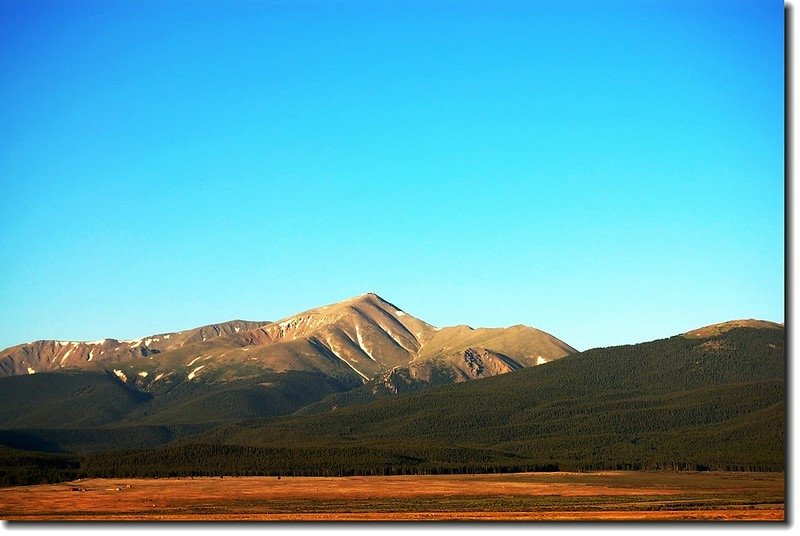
[0,326,785,486]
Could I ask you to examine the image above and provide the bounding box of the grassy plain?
[0,471,784,521]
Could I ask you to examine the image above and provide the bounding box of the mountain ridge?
[0,319,269,377]
[0,293,574,381]
[0,293,577,428]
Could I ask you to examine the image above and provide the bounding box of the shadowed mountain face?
[0,293,576,430]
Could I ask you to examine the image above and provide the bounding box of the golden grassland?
[0,471,784,521]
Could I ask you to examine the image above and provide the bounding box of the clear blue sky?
[0,0,784,351]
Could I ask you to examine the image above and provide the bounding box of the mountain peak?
[344,292,389,305]
[682,319,784,338]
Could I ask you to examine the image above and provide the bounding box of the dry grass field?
[0,471,784,521]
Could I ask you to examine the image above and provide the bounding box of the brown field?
[0,471,784,521]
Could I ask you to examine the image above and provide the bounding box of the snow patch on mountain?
[355,325,376,361]
[325,339,368,381]
[61,347,73,364]
[187,365,205,380]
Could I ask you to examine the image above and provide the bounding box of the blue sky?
[0,0,784,351]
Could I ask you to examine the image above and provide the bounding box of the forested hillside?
[0,324,783,485]
[198,325,784,472]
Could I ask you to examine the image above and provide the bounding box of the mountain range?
[0,293,784,484]
[0,293,575,428]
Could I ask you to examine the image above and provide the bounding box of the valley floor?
[0,471,784,522]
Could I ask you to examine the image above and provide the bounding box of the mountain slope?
[0,371,151,429]
[682,318,783,338]
[0,293,575,436]
[197,323,784,472]
[369,323,575,395]
[0,322,784,480]
[227,293,438,379]
[297,323,576,411]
